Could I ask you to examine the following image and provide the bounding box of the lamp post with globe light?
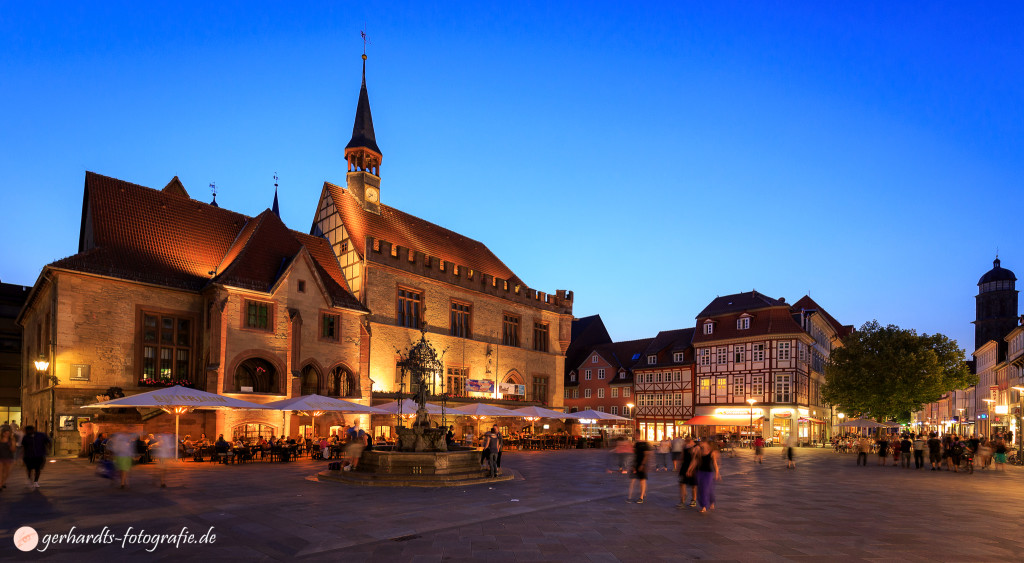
[982,398,995,440]
[746,398,757,447]
[626,403,635,438]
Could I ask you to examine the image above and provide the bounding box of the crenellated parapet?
[364,236,573,314]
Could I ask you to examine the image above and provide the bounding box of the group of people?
[844,432,1012,472]
[1,422,51,491]
[623,435,721,513]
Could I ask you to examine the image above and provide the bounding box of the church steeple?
[344,53,382,215]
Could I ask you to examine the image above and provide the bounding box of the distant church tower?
[973,257,1018,351]
[345,54,382,215]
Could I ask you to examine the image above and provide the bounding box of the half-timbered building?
[632,328,695,441]
[690,291,851,444]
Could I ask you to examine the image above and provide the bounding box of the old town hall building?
[310,59,573,415]
[18,56,573,454]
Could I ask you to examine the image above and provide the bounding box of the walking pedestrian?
[876,436,889,466]
[912,433,926,469]
[656,437,671,471]
[482,427,502,478]
[785,434,797,469]
[626,437,652,504]
[687,439,720,513]
[670,435,684,471]
[0,427,15,490]
[110,432,135,489]
[856,436,870,466]
[20,425,50,489]
[927,432,942,470]
[613,436,632,474]
[899,435,912,468]
[151,433,175,487]
[676,437,698,508]
[993,439,1007,471]
[754,435,765,464]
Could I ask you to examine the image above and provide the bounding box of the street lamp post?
[626,403,635,439]
[34,354,54,442]
[982,398,995,440]
[746,398,757,447]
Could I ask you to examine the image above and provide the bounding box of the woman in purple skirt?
[687,438,721,513]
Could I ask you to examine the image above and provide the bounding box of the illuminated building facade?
[310,58,574,418]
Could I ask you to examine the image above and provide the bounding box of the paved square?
[2,447,1022,561]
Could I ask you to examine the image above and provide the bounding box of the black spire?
[271,173,280,218]
[345,56,382,155]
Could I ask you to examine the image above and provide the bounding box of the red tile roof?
[692,306,806,344]
[791,295,854,339]
[52,172,366,312]
[324,182,519,283]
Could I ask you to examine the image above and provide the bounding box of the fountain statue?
[395,332,448,452]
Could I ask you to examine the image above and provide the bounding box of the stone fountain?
[319,332,512,487]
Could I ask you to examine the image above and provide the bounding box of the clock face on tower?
[366,188,378,203]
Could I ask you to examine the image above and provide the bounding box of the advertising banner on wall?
[466,379,495,393]
[498,383,526,396]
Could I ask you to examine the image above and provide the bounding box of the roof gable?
[162,176,189,198]
[55,172,366,312]
[324,182,518,282]
[696,290,787,319]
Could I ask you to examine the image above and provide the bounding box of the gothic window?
[301,365,320,395]
[328,365,355,397]
[235,357,276,393]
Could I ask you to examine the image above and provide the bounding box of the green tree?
[823,320,976,422]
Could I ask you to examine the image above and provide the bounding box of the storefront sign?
[994,405,1009,415]
[715,408,764,417]
[773,412,791,418]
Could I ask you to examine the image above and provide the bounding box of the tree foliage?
[822,320,976,421]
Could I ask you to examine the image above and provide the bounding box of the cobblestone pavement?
[2,446,1023,561]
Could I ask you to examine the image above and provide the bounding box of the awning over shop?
[684,415,764,426]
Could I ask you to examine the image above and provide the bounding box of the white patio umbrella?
[82,386,270,459]
[262,394,387,438]
[449,403,522,439]
[567,409,629,421]
[374,398,449,416]
[511,405,574,434]
[566,409,629,439]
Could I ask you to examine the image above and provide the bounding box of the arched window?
[328,366,355,398]
[300,365,320,396]
[235,357,276,394]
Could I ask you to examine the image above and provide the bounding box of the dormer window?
[647,355,657,365]
[703,321,714,335]
[737,317,750,330]
[673,352,684,362]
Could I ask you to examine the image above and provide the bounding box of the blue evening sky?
[1,2,1021,354]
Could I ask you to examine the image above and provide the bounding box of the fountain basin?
[317,448,513,487]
